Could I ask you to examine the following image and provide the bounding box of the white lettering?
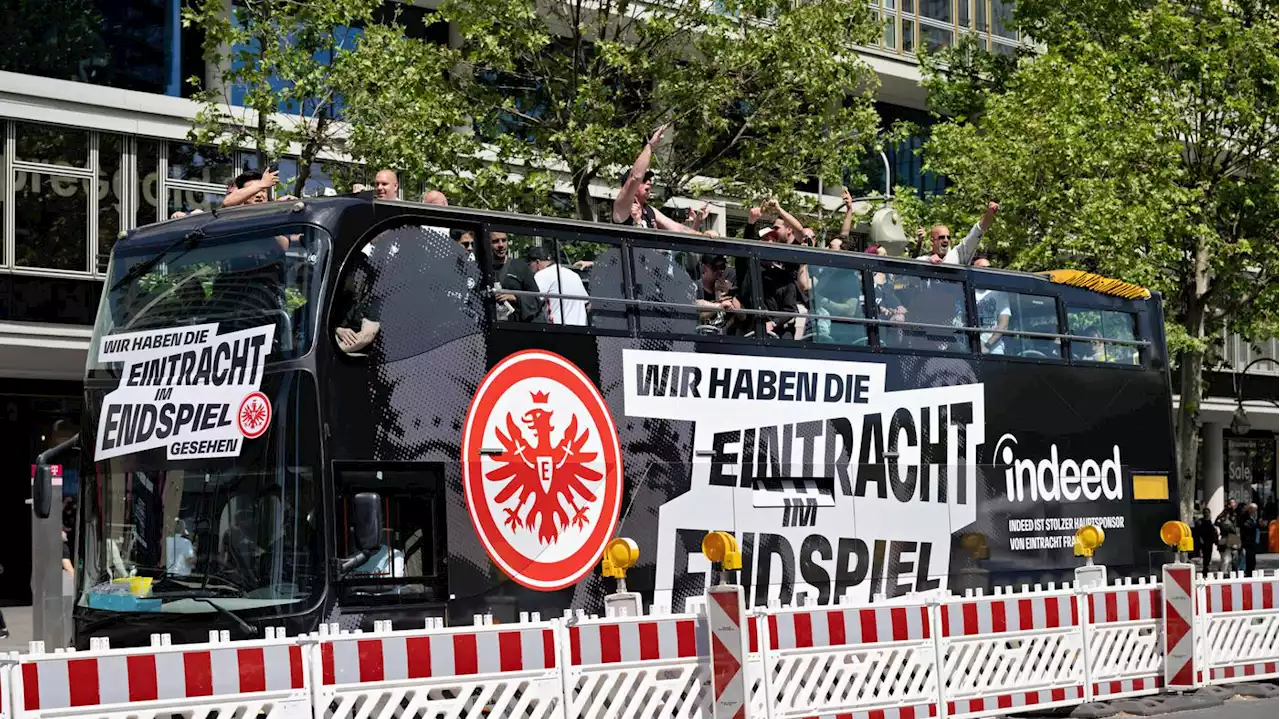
[997,433,1125,503]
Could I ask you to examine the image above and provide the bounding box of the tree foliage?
[336,0,884,218]
[182,0,386,197]
[914,0,1278,519]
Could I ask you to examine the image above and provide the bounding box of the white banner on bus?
[94,323,276,461]
[622,349,986,608]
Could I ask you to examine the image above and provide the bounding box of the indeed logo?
[994,434,1124,503]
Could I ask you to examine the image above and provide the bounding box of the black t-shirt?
[734,256,799,324]
[494,258,546,323]
[615,203,657,229]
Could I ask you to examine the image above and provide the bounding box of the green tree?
[182,0,387,197]
[914,1,1278,520]
[335,0,884,218]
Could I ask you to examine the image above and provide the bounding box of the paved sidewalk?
[0,605,32,653]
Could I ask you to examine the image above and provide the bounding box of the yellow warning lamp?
[1074,524,1105,559]
[1160,521,1194,552]
[601,537,639,579]
[701,531,743,571]
[960,532,990,560]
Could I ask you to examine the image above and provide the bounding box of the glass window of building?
[16,122,88,168]
[0,1,198,97]
[98,133,123,272]
[168,143,236,186]
[15,172,89,272]
[134,140,162,228]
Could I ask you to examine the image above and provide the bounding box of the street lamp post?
[1229,357,1279,435]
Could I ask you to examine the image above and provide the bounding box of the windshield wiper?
[188,596,259,638]
[132,588,260,639]
[76,584,259,639]
[110,227,206,293]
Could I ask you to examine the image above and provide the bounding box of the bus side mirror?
[352,492,383,553]
[32,465,53,520]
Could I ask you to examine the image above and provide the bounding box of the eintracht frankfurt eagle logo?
[462,350,623,590]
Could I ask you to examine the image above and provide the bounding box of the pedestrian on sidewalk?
[1240,503,1260,577]
[1216,502,1242,574]
[1193,507,1217,570]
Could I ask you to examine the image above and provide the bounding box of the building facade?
[1188,335,1279,521]
[0,0,1271,603]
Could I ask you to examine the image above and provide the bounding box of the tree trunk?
[293,111,331,197]
[1175,344,1203,523]
[573,167,596,222]
[1174,236,1212,523]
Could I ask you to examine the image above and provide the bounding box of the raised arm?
[652,207,699,233]
[953,201,999,265]
[839,188,855,239]
[612,124,667,223]
[222,169,278,207]
[766,198,808,236]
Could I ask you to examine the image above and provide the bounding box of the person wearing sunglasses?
[918,201,1000,265]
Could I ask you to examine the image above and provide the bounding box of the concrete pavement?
[0,605,32,653]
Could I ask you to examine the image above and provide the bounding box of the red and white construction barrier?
[11,629,308,719]
[1084,578,1165,701]
[1197,571,1280,685]
[4,569,1277,719]
[758,598,939,719]
[938,586,1085,719]
[312,617,561,719]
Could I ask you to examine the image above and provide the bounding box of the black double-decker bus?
[42,196,1179,647]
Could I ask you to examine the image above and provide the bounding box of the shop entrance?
[0,380,82,606]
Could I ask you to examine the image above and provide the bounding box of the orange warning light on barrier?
[1160,521,1193,551]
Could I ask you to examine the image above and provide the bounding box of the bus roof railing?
[498,288,1152,348]
[370,198,1159,301]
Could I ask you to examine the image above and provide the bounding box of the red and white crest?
[462,350,623,591]
[237,391,271,439]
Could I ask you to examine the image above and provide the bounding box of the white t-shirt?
[165,535,196,576]
[918,221,987,265]
[534,264,589,326]
[975,289,1012,354]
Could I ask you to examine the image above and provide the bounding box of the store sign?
[93,323,275,461]
[1225,438,1276,505]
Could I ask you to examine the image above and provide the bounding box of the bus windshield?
[77,372,322,615]
[89,224,327,371]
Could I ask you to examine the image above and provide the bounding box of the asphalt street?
[1152,697,1279,719]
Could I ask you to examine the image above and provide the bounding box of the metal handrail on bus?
[492,288,1152,348]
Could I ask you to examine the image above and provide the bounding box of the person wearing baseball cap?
[611,123,700,234]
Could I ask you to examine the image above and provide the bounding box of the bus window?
[810,266,869,346]
[881,273,967,352]
[333,223,483,362]
[634,247,753,336]
[974,289,1062,359]
[493,232,623,329]
[1067,307,1140,365]
[335,467,446,604]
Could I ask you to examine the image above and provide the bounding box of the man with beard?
[489,232,545,323]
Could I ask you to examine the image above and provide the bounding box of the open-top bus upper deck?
[69,196,1179,645]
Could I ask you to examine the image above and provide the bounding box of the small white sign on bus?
[94,323,277,461]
